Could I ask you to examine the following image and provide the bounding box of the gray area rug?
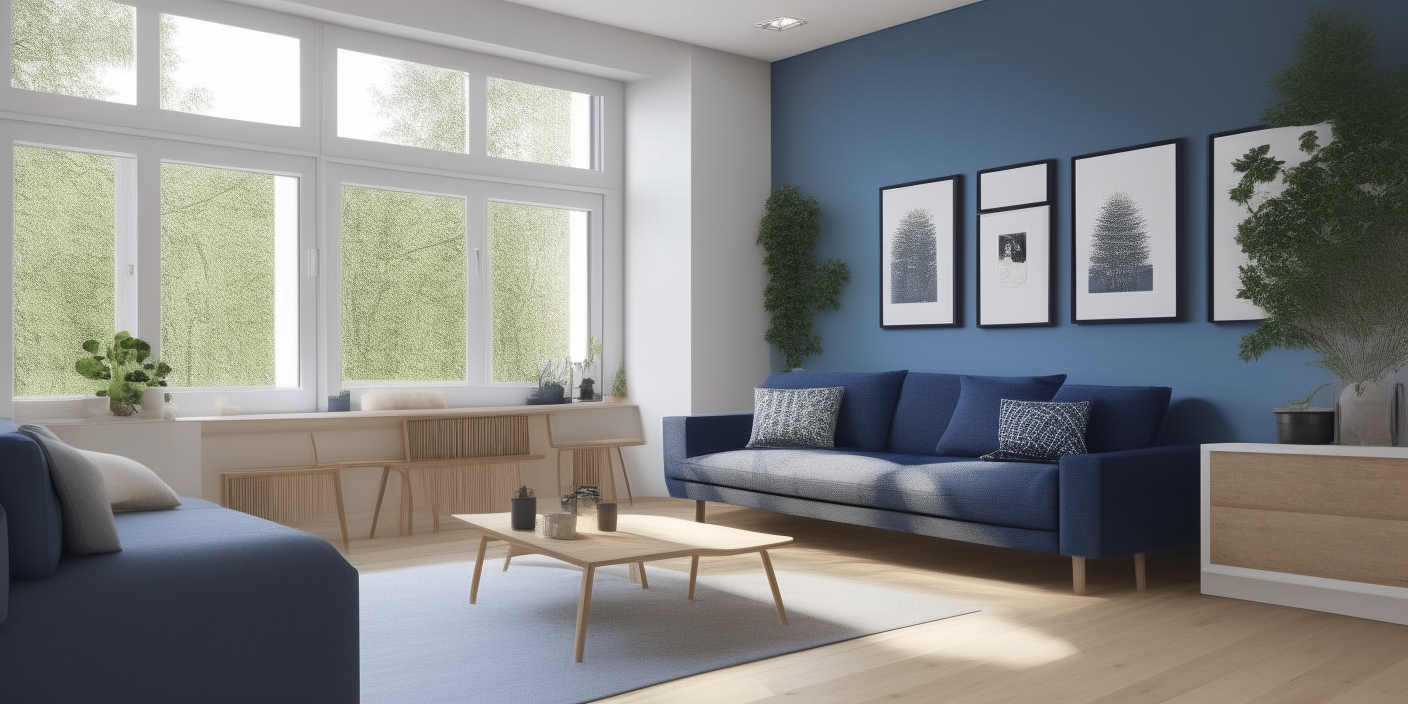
[361,556,977,703]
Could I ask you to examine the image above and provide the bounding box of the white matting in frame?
[979,161,1052,211]
[881,175,960,327]
[979,205,1052,327]
[1073,140,1179,323]
[1208,123,1330,322]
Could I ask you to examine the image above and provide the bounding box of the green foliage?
[1287,382,1332,410]
[13,146,116,397]
[574,336,602,384]
[513,485,535,499]
[1232,12,1408,384]
[75,332,171,413]
[757,185,850,370]
[610,360,627,398]
[158,15,214,112]
[371,60,467,153]
[341,186,468,382]
[486,78,580,167]
[10,0,133,100]
[490,203,572,382]
[161,163,277,388]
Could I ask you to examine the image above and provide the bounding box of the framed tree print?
[1208,124,1329,322]
[977,160,1055,327]
[880,175,961,328]
[1072,139,1180,323]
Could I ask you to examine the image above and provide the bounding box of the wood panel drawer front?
[1209,506,1408,588]
[1209,451,1408,521]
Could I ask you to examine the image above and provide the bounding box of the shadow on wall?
[1160,398,1235,445]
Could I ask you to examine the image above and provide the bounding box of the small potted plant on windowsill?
[74,332,172,417]
[603,361,628,404]
[510,486,536,530]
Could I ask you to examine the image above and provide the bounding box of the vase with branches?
[1231,12,1408,445]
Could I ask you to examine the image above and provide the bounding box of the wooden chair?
[220,433,353,551]
[370,415,545,536]
[545,413,643,505]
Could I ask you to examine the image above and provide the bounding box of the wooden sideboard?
[1202,443,1408,625]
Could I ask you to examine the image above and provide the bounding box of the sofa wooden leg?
[1135,552,1147,592]
[1072,556,1087,596]
[695,500,706,523]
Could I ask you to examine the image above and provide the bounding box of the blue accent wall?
[771,0,1408,444]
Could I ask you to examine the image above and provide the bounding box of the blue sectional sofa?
[0,421,360,703]
[665,371,1200,593]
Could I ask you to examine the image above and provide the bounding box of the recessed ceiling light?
[753,16,808,32]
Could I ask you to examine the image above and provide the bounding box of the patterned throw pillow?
[747,386,846,449]
[980,399,1091,464]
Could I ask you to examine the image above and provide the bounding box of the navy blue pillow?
[761,370,908,451]
[1051,384,1172,453]
[886,372,963,455]
[935,374,1067,457]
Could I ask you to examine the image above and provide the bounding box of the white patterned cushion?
[980,399,1091,464]
[747,386,846,449]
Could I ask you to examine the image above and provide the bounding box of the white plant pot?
[1338,380,1392,446]
[139,388,167,420]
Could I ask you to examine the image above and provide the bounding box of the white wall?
[689,46,772,415]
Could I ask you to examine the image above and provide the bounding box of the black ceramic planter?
[1274,407,1336,444]
[510,497,537,530]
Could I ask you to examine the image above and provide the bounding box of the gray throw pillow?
[80,449,182,512]
[747,386,845,449]
[980,399,1091,464]
[18,424,122,554]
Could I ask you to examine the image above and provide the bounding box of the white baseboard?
[1203,566,1408,626]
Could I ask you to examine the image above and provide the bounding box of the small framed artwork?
[978,159,1055,212]
[1208,124,1329,322]
[1071,139,1180,324]
[978,206,1054,327]
[976,159,1055,327]
[880,174,961,328]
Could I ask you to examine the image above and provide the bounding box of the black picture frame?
[977,159,1055,213]
[977,205,1056,327]
[1207,123,1328,322]
[879,174,962,328]
[1071,138,1181,324]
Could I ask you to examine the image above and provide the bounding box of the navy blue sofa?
[665,371,1200,593]
[0,421,360,703]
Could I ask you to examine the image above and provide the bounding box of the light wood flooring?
[328,497,1408,703]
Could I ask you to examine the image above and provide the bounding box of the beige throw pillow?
[360,391,448,411]
[80,450,182,512]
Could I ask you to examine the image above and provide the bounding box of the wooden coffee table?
[454,512,794,662]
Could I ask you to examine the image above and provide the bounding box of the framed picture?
[1071,139,1180,324]
[1208,124,1329,322]
[978,159,1054,212]
[880,175,961,328]
[976,160,1055,327]
[978,205,1054,327]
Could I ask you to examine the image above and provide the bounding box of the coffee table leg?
[637,562,649,589]
[469,535,489,604]
[574,565,596,663]
[688,555,700,600]
[760,550,787,625]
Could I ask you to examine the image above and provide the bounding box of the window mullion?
[134,146,162,355]
[113,156,139,334]
[136,7,160,111]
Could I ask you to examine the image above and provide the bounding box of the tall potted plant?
[757,185,850,371]
[1231,12,1408,445]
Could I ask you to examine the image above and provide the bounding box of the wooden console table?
[1202,443,1408,625]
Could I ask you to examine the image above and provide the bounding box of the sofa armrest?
[1,504,8,626]
[1059,445,1200,559]
[663,412,754,477]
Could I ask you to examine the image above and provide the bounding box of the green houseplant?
[757,185,850,371]
[573,337,602,401]
[1231,12,1408,445]
[74,331,171,416]
[604,360,627,403]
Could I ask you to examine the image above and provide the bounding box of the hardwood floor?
[332,497,1408,703]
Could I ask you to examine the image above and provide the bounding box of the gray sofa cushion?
[18,425,120,554]
[672,448,1059,531]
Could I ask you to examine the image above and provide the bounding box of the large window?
[160,162,299,388]
[5,0,619,415]
[10,0,136,104]
[339,185,466,383]
[12,144,123,396]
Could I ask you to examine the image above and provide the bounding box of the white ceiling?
[500,0,985,62]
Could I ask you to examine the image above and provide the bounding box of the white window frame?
[323,162,603,408]
[2,120,318,415]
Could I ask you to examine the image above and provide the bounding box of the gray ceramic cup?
[596,502,618,531]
